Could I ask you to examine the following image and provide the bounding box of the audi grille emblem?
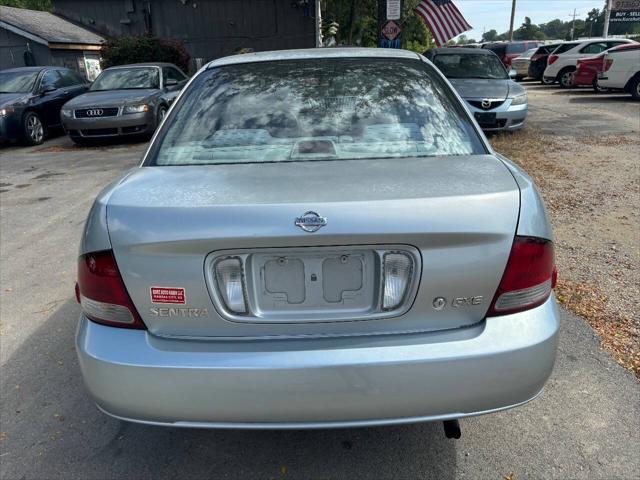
[481,99,492,110]
[86,109,104,117]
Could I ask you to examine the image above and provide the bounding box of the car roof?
[0,66,47,73]
[206,48,420,69]
[106,62,177,70]
[428,47,496,55]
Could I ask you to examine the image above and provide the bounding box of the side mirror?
[165,78,178,87]
[508,69,517,78]
[41,85,57,95]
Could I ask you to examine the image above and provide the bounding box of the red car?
[572,43,639,92]
[482,41,544,68]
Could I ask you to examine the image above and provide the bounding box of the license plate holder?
[474,112,497,125]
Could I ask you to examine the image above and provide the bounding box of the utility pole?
[508,0,516,41]
[603,0,612,37]
[570,8,578,40]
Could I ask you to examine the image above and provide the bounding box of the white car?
[598,44,640,99]
[543,38,636,88]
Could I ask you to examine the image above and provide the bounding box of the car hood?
[0,93,30,108]
[448,78,519,100]
[63,89,157,108]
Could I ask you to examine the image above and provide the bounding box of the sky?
[454,0,607,40]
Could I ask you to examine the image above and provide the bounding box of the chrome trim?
[204,245,421,324]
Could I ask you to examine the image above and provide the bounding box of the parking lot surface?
[1,85,639,479]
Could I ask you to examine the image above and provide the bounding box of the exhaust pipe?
[443,419,461,439]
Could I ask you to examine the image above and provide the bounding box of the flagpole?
[508,0,517,41]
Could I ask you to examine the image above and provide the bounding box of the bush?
[101,35,190,72]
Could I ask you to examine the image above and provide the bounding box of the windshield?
[147,58,484,166]
[90,67,159,91]
[0,71,38,93]
[432,53,508,79]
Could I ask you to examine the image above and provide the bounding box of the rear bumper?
[572,71,595,87]
[76,295,559,429]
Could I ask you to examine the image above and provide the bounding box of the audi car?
[75,48,559,434]
[60,63,188,144]
[0,66,88,145]
[426,48,528,131]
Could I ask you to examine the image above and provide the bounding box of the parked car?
[60,62,188,144]
[426,47,528,131]
[528,43,563,83]
[572,53,609,92]
[598,43,640,99]
[75,48,559,433]
[511,48,539,80]
[482,41,544,68]
[543,38,636,88]
[0,66,88,145]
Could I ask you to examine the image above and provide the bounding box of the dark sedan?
[0,67,88,145]
[61,63,188,144]
[528,44,562,83]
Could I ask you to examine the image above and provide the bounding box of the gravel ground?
[491,83,640,376]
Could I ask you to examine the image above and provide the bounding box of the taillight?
[548,55,559,65]
[604,58,614,71]
[487,236,557,316]
[76,250,146,329]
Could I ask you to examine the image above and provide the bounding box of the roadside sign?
[381,20,401,40]
[386,0,401,20]
[610,0,640,23]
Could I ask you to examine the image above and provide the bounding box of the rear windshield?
[147,58,485,166]
[553,43,580,54]
[506,43,527,54]
[483,44,506,55]
[432,53,508,79]
[537,44,560,55]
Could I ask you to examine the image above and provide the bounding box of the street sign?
[386,0,401,20]
[381,20,401,40]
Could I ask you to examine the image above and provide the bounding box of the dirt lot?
[491,83,640,376]
[0,83,639,480]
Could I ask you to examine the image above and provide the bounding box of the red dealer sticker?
[150,287,186,304]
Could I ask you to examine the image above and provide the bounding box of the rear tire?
[558,68,575,89]
[592,78,608,94]
[629,75,640,100]
[22,111,44,145]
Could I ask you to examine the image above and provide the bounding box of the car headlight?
[123,104,149,114]
[0,107,15,117]
[61,108,73,118]
[510,92,528,106]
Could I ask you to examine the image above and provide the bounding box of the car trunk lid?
[107,155,520,339]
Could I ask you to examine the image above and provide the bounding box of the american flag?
[415,0,472,47]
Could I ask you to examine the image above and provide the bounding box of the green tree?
[482,29,498,42]
[0,0,51,10]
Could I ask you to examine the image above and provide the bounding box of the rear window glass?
[483,44,506,55]
[148,58,485,166]
[553,43,580,54]
[506,43,527,54]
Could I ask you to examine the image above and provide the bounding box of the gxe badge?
[294,211,327,233]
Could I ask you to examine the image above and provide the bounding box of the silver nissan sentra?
[75,48,559,434]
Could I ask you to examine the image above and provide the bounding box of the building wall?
[51,0,316,63]
[0,27,52,69]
